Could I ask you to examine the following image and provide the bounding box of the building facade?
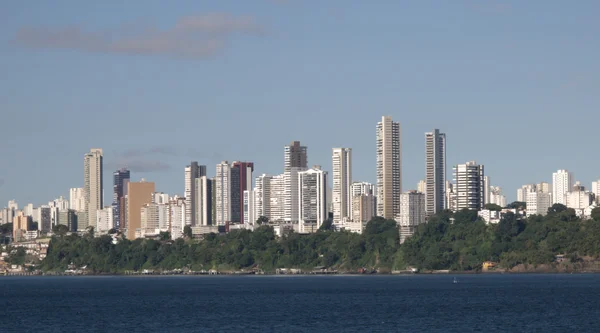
[215,161,231,226]
[184,162,207,226]
[398,191,426,244]
[527,191,552,217]
[453,161,485,211]
[126,180,155,239]
[195,176,212,226]
[332,148,352,223]
[84,148,103,231]
[552,169,573,205]
[376,116,402,219]
[112,168,130,230]
[425,129,446,217]
[298,167,328,232]
[230,161,254,223]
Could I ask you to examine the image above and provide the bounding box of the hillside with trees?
[38,204,600,274]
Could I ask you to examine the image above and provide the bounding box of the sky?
[1,0,599,207]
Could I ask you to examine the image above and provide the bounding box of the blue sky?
[1,0,599,206]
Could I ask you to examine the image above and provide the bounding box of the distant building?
[592,180,600,204]
[195,176,213,226]
[184,162,207,226]
[527,191,552,217]
[352,194,375,223]
[58,209,77,232]
[453,161,485,211]
[230,161,254,224]
[169,198,186,240]
[398,191,425,244]
[13,211,30,242]
[84,148,103,232]
[96,207,114,234]
[284,141,308,223]
[552,169,573,205]
[215,161,232,226]
[332,148,352,223]
[298,167,328,233]
[126,180,156,239]
[112,168,130,230]
[425,129,446,216]
[376,116,402,219]
[69,188,86,212]
[488,186,507,207]
[566,182,594,210]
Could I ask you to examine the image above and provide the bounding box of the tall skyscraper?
[230,161,254,223]
[453,161,485,211]
[298,167,328,232]
[126,179,155,239]
[425,129,446,217]
[552,169,573,205]
[592,179,600,204]
[526,191,552,217]
[185,162,207,226]
[195,176,212,226]
[112,168,130,230]
[284,141,308,173]
[332,148,352,223]
[284,141,308,222]
[84,148,103,231]
[483,176,491,205]
[215,161,231,226]
[376,116,402,219]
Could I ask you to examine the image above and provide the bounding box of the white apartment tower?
[332,148,352,223]
[526,191,552,217]
[269,174,286,222]
[284,141,308,222]
[184,162,207,226]
[84,148,103,231]
[398,191,426,244]
[592,180,600,204]
[552,169,573,205]
[298,167,328,231]
[96,206,114,234]
[376,116,402,219]
[453,161,485,211]
[254,174,272,220]
[425,129,446,216]
[215,161,231,226]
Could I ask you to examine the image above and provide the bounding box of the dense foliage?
[39,205,600,273]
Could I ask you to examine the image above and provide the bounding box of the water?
[2,274,599,332]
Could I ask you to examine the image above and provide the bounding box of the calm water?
[2,274,600,332]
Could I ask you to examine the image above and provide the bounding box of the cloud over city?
[12,12,264,59]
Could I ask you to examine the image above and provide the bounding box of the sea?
[2,274,599,332]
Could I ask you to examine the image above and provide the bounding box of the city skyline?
[2,1,600,206]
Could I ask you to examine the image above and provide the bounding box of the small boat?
[453,277,458,284]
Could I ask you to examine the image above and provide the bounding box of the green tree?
[159,231,171,241]
[256,216,269,225]
[319,219,334,231]
[52,224,69,236]
[548,203,568,215]
[591,207,600,221]
[183,225,193,239]
[507,201,526,209]
[485,203,503,211]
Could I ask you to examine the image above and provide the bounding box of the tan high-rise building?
[13,211,30,242]
[352,194,375,223]
[126,180,155,239]
[376,116,402,219]
[425,129,446,217]
[84,148,103,231]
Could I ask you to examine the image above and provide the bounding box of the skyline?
[2,1,600,205]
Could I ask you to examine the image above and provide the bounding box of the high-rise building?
[69,188,85,212]
[453,161,485,211]
[332,148,352,223]
[84,148,103,231]
[58,209,77,232]
[215,161,231,226]
[243,190,255,225]
[398,191,426,243]
[112,168,130,230]
[298,167,328,232]
[195,176,212,226]
[184,162,207,226]
[593,180,600,204]
[284,141,308,173]
[417,180,426,195]
[13,211,30,242]
[425,129,446,217]
[126,179,155,239]
[489,186,507,207]
[552,169,573,205]
[483,176,491,205]
[39,206,52,233]
[352,194,375,223]
[169,198,186,240]
[254,174,272,220]
[566,182,593,210]
[517,184,535,202]
[96,207,114,234]
[230,161,254,223]
[376,116,402,219]
[269,174,286,221]
[527,191,552,217]
[284,141,308,222]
